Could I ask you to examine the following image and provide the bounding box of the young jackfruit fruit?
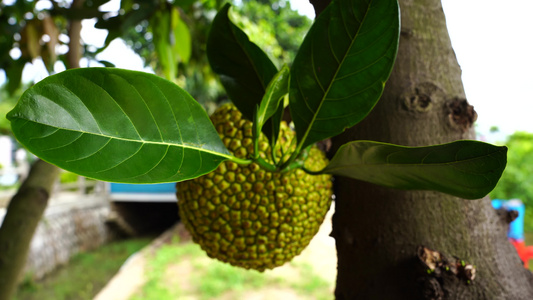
[176,103,332,271]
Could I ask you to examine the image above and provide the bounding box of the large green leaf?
[321,140,507,199]
[207,3,278,122]
[290,0,400,150]
[7,68,233,183]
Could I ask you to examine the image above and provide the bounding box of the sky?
[3,0,533,142]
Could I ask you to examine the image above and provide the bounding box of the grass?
[14,237,152,300]
[132,238,333,300]
[288,261,332,300]
[193,255,268,300]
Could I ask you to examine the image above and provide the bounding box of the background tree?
[490,131,533,231]
[327,0,533,298]
[96,0,310,108]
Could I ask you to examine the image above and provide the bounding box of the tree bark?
[331,0,533,299]
[66,0,83,69]
[0,160,60,300]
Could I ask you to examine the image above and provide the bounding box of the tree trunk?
[331,0,533,299]
[0,160,60,300]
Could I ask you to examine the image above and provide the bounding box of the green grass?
[193,256,268,300]
[288,261,332,300]
[133,238,333,300]
[14,237,152,300]
[130,239,197,300]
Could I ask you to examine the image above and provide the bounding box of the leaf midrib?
[298,0,373,149]
[323,151,503,172]
[19,119,234,159]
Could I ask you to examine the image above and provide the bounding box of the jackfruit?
[176,103,332,271]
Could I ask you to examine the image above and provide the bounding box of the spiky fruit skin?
[176,104,332,271]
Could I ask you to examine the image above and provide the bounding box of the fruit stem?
[278,147,299,171]
[301,167,322,175]
[283,161,305,172]
[228,156,253,165]
[278,143,311,172]
[254,157,278,172]
[253,134,259,160]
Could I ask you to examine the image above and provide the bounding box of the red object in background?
[510,239,533,268]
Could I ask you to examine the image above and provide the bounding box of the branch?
[67,0,84,69]
[0,160,60,300]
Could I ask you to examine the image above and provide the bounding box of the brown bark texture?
[66,0,83,69]
[330,0,533,299]
[0,160,60,300]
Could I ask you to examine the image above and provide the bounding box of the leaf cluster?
[6,0,507,200]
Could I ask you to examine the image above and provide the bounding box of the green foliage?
[207,3,278,123]
[490,131,533,229]
[0,0,111,93]
[14,238,151,300]
[289,0,400,151]
[254,65,289,145]
[7,68,235,183]
[7,0,506,199]
[324,140,507,199]
[0,1,46,93]
[151,4,192,81]
[0,85,23,134]
[238,0,312,65]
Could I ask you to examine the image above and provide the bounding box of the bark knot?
[416,246,476,299]
[401,82,443,113]
[447,98,477,132]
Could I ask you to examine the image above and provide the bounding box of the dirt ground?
[94,204,337,300]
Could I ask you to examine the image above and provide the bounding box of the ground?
[95,204,337,300]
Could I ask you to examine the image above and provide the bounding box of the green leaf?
[172,8,192,63]
[207,3,278,122]
[152,8,176,80]
[6,59,25,95]
[321,140,507,199]
[255,65,290,143]
[290,0,400,150]
[7,68,233,184]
